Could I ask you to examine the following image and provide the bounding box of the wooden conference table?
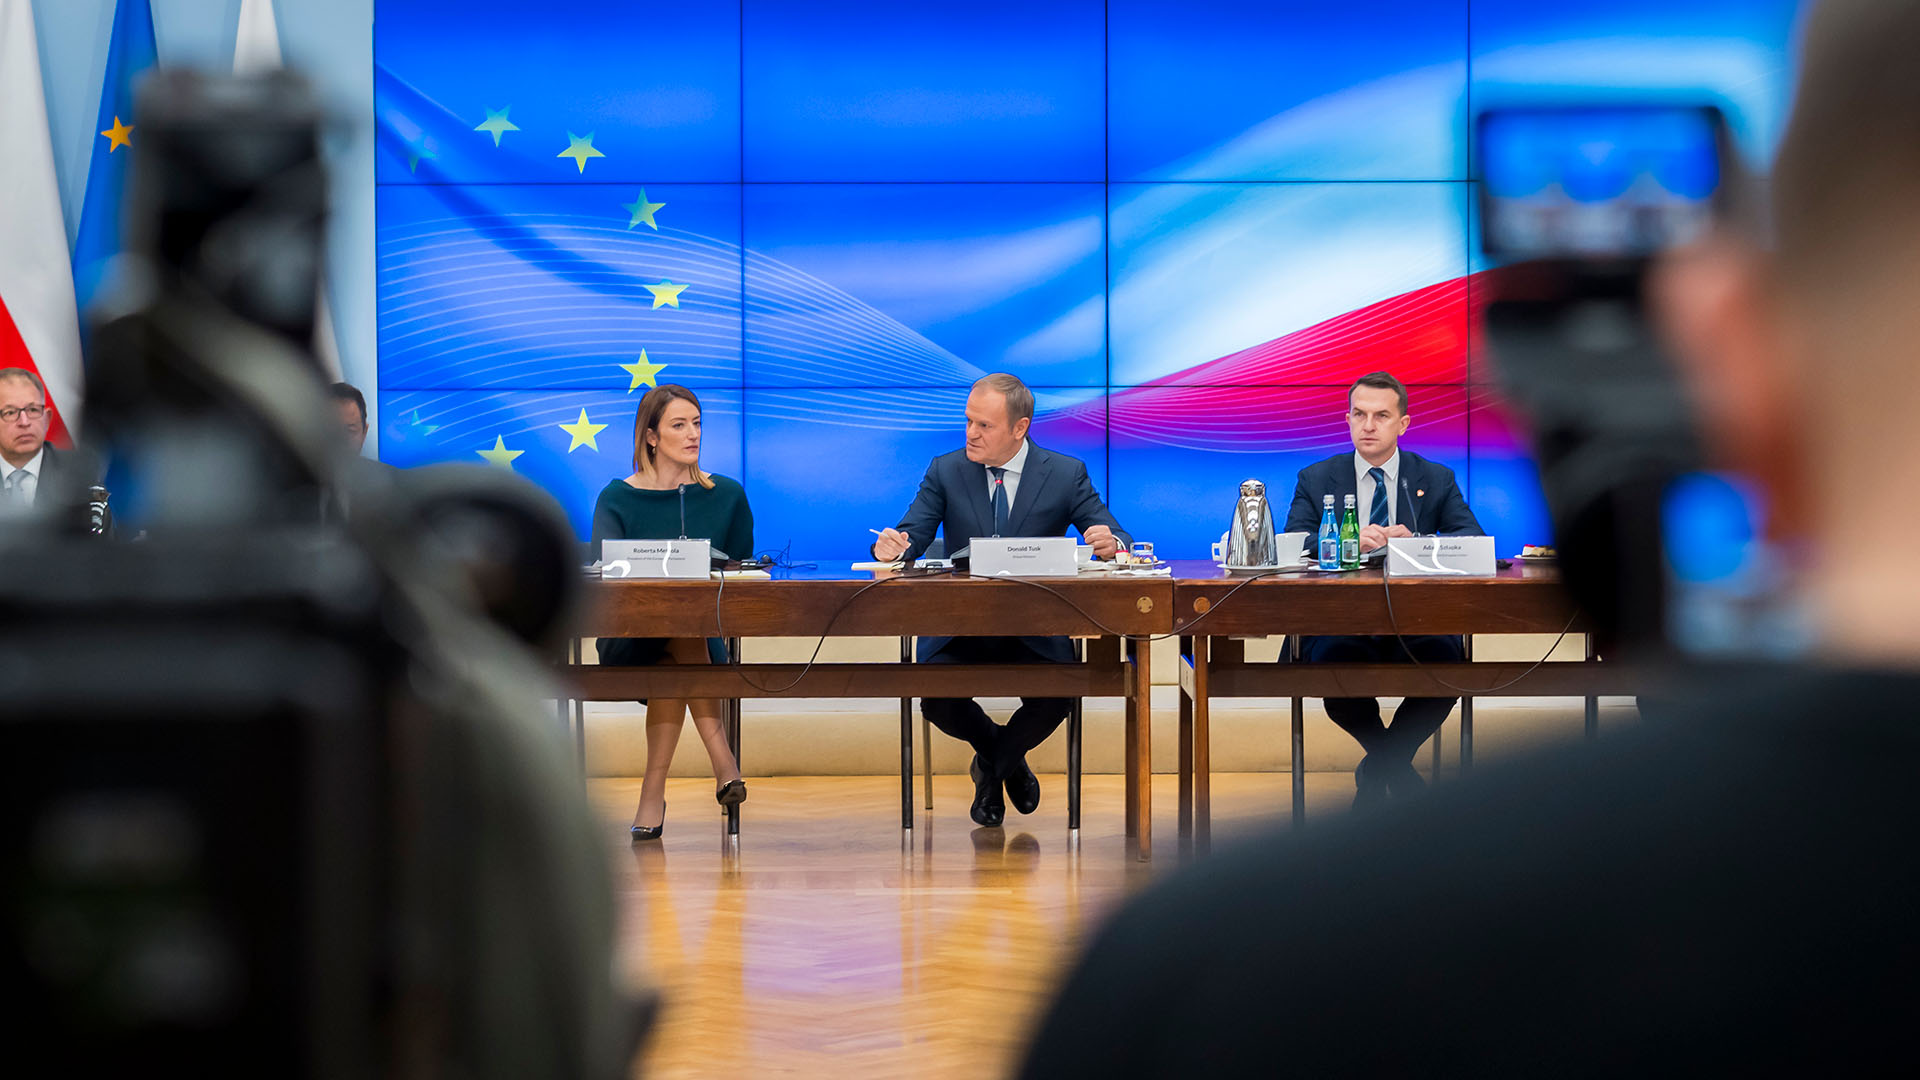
[1166,558,1652,842]
[568,562,1167,858]
[564,558,1648,860]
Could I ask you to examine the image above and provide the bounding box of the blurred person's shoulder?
[1021,663,1920,1077]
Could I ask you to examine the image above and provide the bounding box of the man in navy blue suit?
[1282,371,1483,808]
[872,373,1129,827]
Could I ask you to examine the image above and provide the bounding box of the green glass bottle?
[1339,493,1361,569]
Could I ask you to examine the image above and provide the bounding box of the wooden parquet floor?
[591,772,1359,1079]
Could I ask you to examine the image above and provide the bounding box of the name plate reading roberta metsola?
[1385,535,1497,577]
[602,539,712,579]
[970,536,1080,577]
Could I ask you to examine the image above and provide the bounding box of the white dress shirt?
[1354,448,1400,528]
[1,447,43,510]
[986,439,1031,520]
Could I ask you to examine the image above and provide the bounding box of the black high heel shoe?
[716,779,747,808]
[630,802,665,841]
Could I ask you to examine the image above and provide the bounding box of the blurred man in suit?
[871,373,1129,826]
[1022,3,1920,1074]
[330,381,371,455]
[1,367,92,516]
[322,381,395,522]
[1283,370,1483,806]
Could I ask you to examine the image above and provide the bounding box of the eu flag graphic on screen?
[375,0,1802,556]
[72,0,157,324]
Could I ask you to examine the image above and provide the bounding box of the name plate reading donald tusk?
[1385,535,1497,577]
[970,536,1081,577]
[601,538,712,579]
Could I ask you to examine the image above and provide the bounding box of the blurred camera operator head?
[1,368,51,469]
[329,382,369,455]
[1655,0,1920,661]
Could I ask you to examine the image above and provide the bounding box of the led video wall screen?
[375,0,1802,558]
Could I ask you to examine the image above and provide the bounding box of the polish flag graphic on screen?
[0,0,82,446]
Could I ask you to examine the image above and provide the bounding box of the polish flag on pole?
[0,0,82,445]
[235,0,343,378]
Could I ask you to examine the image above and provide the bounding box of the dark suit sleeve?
[1430,467,1483,535]
[1284,467,1321,534]
[1064,460,1130,548]
[881,461,947,561]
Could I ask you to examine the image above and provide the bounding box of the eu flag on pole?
[71,0,156,324]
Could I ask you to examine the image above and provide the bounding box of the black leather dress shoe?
[1003,757,1041,815]
[716,779,747,807]
[969,755,1005,827]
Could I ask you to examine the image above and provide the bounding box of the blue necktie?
[1368,466,1390,528]
[989,466,1010,535]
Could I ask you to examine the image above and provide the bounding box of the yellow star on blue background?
[100,116,134,153]
[621,189,666,229]
[477,435,524,469]
[644,281,688,309]
[620,351,666,390]
[558,131,605,173]
[559,408,609,452]
[474,106,520,147]
[407,137,438,173]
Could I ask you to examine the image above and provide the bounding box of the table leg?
[1068,638,1084,833]
[1193,636,1211,853]
[1178,637,1194,839]
[1290,635,1305,827]
[1585,634,1600,740]
[1460,635,1474,774]
[900,690,913,832]
[1124,636,1152,861]
[899,637,913,831]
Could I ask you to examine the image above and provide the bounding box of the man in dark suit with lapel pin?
[872,373,1130,827]
[1282,370,1483,808]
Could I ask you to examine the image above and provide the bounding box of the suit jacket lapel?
[1331,456,1358,519]
[1005,446,1052,536]
[1397,454,1425,532]
[962,457,993,540]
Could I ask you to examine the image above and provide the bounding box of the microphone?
[677,483,688,540]
[86,485,112,537]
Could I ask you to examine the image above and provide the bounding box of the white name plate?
[970,536,1080,577]
[1386,535,1496,577]
[602,538,711,579]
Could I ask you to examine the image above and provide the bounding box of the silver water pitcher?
[1226,478,1277,567]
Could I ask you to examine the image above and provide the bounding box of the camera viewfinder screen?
[1479,106,1722,260]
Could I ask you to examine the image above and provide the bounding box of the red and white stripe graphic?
[0,0,82,445]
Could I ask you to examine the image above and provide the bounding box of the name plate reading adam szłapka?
[1385,535,1496,577]
[601,539,711,579]
[970,536,1080,577]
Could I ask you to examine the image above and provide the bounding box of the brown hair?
[630,383,714,488]
[972,372,1034,426]
[1347,371,1408,415]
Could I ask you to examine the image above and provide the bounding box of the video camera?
[1,70,645,1076]
[1474,104,1756,655]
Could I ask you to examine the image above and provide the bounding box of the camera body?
[1475,104,1740,653]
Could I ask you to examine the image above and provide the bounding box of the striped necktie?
[989,466,1010,535]
[1368,466,1390,528]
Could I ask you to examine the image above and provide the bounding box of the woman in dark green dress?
[591,384,753,840]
